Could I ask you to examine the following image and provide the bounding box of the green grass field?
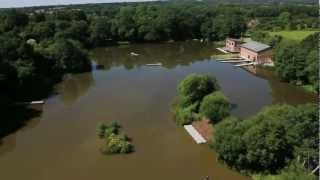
[269,30,319,41]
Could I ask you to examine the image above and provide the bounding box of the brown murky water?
[0,42,316,180]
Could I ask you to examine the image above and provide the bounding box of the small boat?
[130,52,139,56]
[30,100,45,105]
[145,63,162,66]
[13,100,45,106]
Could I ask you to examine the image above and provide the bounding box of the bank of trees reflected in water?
[91,42,218,70]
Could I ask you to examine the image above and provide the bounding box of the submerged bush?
[97,121,133,154]
[199,91,230,124]
[104,134,133,154]
[96,121,120,138]
[96,123,107,138]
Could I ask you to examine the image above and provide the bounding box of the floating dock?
[184,125,207,144]
[215,57,244,61]
[145,63,162,66]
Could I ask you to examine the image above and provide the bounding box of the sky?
[0,0,157,8]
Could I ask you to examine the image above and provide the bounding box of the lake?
[0,42,315,180]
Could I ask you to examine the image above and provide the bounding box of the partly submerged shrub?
[97,121,133,154]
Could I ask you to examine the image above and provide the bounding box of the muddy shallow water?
[0,42,315,180]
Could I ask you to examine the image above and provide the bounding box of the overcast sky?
[0,0,157,8]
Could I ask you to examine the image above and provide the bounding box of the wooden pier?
[145,63,162,66]
[219,59,251,63]
[216,47,228,54]
[184,125,207,144]
[215,57,244,61]
[235,62,254,67]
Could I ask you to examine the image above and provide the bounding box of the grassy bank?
[269,30,319,41]
[302,84,317,93]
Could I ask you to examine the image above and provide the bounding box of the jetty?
[216,47,228,54]
[145,63,162,66]
[215,57,244,61]
[219,59,251,63]
[235,62,254,67]
[30,100,44,104]
[14,100,45,106]
[184,125,207,144]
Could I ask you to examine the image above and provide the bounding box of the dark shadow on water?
[0,105,42,139]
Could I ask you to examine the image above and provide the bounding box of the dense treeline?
[0,3,316,106]
[0,2,318,134]
[251,31,319,92]
[172,74,318,178]
[273,33,319,91]
[211,104,318,177]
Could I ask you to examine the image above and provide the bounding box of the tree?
[177,74,219,105]
[89,17,112,46]
[306,50,318,91]
[273,42,307,84]
[199,91,230,124]
[113,6,137,41]
[212,104,318,174]
[46,39,91,73]
[255,162,317,180]
[66,20,89,43]
[278,12,291,29]
[210,117,247,169]
[1,10,29,32]
[32,21,56,40]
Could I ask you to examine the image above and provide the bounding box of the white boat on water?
[145,63,162,66]
[130,52,139,56]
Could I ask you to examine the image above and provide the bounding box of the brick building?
[225,38,242,52]
[240,41,273,65]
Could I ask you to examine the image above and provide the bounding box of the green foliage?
[273,33,319,90]
[46,39,91,73]
[210,116,247,168]
[211,104,318,174]
[31,21,56,40]
[172,100,199,126]
[251,31,282,46]
[254,163,317,180]
[200,91,230,124]
[96,123,107,138]
[178,74,219,105]
[97,121,133,154]
[89,17,112,46]
[96,121,120,138]
[104,134,133,154]
[172,74,221,125]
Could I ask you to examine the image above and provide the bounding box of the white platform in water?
[184,125,207,144]
[145,63,162,66]
[30,100,45,105]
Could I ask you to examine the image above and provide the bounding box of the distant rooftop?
[241,41,271,52]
